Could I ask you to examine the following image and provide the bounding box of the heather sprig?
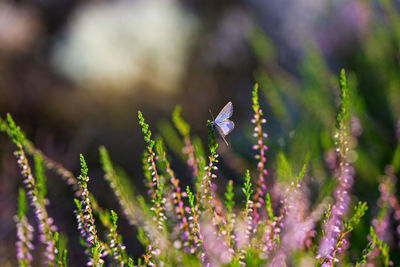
[239,170,254,259]
[33,154,46,201]
[225,180,235,214]
[224,180,236,248]
[318,69,355,262]
[336,69,349,130]
[251,83,268,223]
[138,112,166,228]
[15,188,34,267]
[136,227,157,267]
[8,114,59,266]
[193,136,206,193]
[86,195,124,260]
[355,236,375,267]
[321,205,332,238]
[172,105,190,138]
[370,226,390,267]
[74,154,105,266]
[1,115,80,193]
[374,166,394,240]
[99,146,145,227]
[319,201,368,266]
[142,151,154,196]
[199,121,234,253]
[107,210,128,266]
[186,186,202,255]
[199,121,219,210]
[243,170,253,204]
[138,111,159,189]
[7,113,25,147]
[154,139,190,246]
[265,193,274,221]
[53,232,68,267]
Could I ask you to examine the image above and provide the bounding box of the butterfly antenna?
[221,135,229,147]
[209,109,215,121]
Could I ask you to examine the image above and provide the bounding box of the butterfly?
[209,101,235,146]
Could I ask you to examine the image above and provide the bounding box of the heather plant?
[2,68,400,267]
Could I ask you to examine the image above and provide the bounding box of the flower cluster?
[199,122,234,257]
[107,210,127,266]
[185,186,203,255]
[199,121,219,210]
[238,170,254,264]
[74,154,105,266]
[318,70,359,265]
[138,111,167,233]
[4,68,400,266]
[251,83,268,223]
[8,114,60,266]
[15,188,34,267]
[155,140,190,249]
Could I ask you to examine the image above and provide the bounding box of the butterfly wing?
[215,119,235,136]
[215,102,233,123]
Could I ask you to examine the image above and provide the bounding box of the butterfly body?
[210,101,235,146]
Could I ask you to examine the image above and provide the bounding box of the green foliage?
[295,155,309,185]
[157,120,186,161]
[74,198,81,212]
[141,151,153,190]
[7,113,24,147]
[0,116,11,136]
[90,195,112,229]
[265,193,274,220]
[75,154,104,266]
[137,227,149,248]
[3,60,400,266]
[138,110,155,150]
[344,202,368,234]
[110,209,118,226]
[242,170,253,203]
[207,120,218,152]
[186,186,196,215]
[276,152,292,184]
[355,236,375,267]
[17,188,27,220]
[78,154,89,183]
[53,232,68,267]
[154,138,173,188]
[172,105,190,137]
[391,142,400,173]
[99,146,114,179]
[370,226,390,267]
[255,70,289,125]
[251,83,261,115]
[321,204,332,237]
[34,154,46,200]
[100,145,145,227]
[248,25,275,63]
[193,136,206,191]
[224,180,235,214]
[299,48,335,130]
[337,69,349,129]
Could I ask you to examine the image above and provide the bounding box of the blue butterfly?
[210,101,235,146]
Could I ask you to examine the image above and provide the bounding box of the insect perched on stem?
[209,101,235,146]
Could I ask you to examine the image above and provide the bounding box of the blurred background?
[1,0,400,265]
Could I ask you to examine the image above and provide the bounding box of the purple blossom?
[14,149,58,265]
[15,215,34,267]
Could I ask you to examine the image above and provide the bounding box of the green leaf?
[17,188,27,219]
